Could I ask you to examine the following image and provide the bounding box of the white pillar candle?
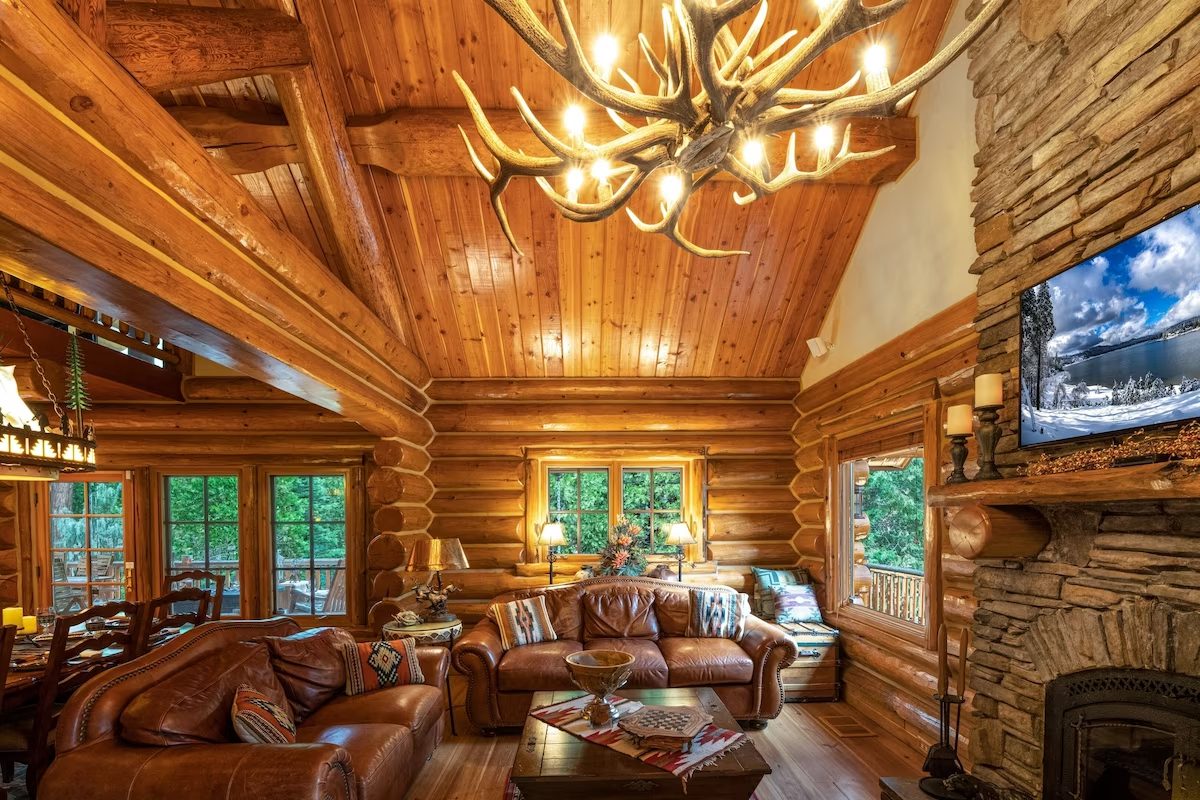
[946,404,973,435]
[975,373,1004,407]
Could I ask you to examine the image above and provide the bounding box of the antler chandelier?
[455,0,1009,258]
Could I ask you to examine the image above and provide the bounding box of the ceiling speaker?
[806,337,831,358]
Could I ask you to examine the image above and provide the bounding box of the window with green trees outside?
[48,477,126,613]
[164,475,239,616]
[621,468,683,554]
[271,474,347,615]
[547,468,610,554]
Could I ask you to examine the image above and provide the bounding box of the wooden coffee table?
[511,687,770,800]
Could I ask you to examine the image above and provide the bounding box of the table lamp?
[404,537,469,623]
[666,522,695,582]
[538,522,567,586]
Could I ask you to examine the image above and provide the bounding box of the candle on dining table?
[2,606,22,629]
[975,373,1003,407]
[21,615,36,634]
[936,623,948,697]
[957,628,969,698]
[946,404,973,435]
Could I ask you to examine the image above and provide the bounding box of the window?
[540,460,696,558]
[48,476,127,613]
[621,468,683,553]
[547,468,610,554]
[271,474,347,616]
[163,475,240,616]
[839,444,928,626]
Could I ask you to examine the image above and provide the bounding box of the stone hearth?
[967,501,1200,796]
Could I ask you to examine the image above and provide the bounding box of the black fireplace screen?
[1043,669,1200,800]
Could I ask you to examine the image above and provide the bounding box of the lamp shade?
[404,537,469,572]
[666,522,695,546]
[539,522,567,547]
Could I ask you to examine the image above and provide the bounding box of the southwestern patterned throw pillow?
[231,684,297,745]
[686,589,749,640]
[489,595,558,651]
[340,638,425,696]
[751,567,808,620]
[772,583,824,625]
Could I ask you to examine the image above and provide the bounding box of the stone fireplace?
[963,500,1200,798]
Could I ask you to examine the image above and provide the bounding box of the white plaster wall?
[800,1,978,387]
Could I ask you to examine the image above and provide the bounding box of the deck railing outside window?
[865,563,925,625]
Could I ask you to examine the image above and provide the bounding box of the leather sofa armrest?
[40,740,354,800]
[450,619,505,730]
[739,615,798,720]
[417,645,449,689]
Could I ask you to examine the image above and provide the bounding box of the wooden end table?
[512,687,770,800]
[383,618,463,734]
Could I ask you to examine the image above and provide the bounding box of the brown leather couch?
[39,618,447,800]
[452,576,797,732]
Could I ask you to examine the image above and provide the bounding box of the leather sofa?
[40,618,447,800]
[452,576,797,732]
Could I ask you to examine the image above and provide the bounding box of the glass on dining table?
[35,606,56,635]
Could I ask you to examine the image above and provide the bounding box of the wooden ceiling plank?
[617,212,653,376]
[452,177,510,376]
[106,3,312,92]
[578,217,604,377]
[636,232,675,377]
[426,179,491,376]
[503,180,546,377]
[529,180,565,377]
[557,212,581,376]
[0,2,431,436]
[689,188,750,376]
[652,236,691,377]
[599,198,626,378]
[709,194,776,376]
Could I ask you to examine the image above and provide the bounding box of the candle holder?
[946,433,972,485]
[974,404,1004,481]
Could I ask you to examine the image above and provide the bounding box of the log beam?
[246,0,414,341]
[57,0,106,44]
[169,105,919,187]
[0,1,431,439]
[105,3,310,92]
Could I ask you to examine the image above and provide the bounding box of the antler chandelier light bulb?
[455,0,1011,258]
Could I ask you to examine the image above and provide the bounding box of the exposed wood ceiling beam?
[170,105,918,186]
[0,1,431,440]
[106,2,311,92]
[56,0,106,44]
[245,0,415,342]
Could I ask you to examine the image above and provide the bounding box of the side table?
[383,618,463,735]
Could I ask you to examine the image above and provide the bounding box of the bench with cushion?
[451,576,797,732]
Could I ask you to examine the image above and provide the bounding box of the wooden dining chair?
[0,601,146,799]
[0,624,16,800]
[133,588,210,656]
[163,569,225,619]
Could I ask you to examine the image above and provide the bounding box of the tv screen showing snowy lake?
[1020,204,1200,446]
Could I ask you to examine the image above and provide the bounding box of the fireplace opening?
[1043,669,1200,800]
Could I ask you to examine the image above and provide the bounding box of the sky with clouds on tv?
[1044,205,1200,358]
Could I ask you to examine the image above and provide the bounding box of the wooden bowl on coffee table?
[564,650,635,727]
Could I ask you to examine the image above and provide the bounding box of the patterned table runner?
[530,693,748,787]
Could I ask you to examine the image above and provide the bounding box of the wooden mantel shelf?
[928,459,1200,508]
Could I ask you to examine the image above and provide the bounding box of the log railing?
[865,564,926,625]
[3,275,181,366]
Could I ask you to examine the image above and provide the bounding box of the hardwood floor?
[407,679,923,799]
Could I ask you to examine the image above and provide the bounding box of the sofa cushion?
[685,589,748,640]
[773,584,823,624]
[584,639,668,688]
[489,595,558,651]
[120,641,288,746]
[342,638,425,695]
[266,626,354,722]
[541,586,584,641]
[297,723,412,800]
[658,637,754,686]
[582,587,659,640]
[302,684,445,745]
[498,640,582,691]
[652,588,690,637]
[751,567,808,620]
[231,684,297,744]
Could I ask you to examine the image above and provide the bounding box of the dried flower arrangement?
[1023,422,1200,476]
[597,515,648,577]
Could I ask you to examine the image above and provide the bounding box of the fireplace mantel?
[928,459,1200,508]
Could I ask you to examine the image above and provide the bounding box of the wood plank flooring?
[406,679,923,799]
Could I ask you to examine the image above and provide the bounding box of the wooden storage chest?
[777,620,841,702]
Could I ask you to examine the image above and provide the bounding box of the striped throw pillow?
[231,684,296,745]
[751,567,808,620]
[686,589,749,640]
[773,584,823,624]
[489,595,558,651]
[341,638,425,696]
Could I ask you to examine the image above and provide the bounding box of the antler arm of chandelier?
[627,170,749,259]
[483,0,697,126]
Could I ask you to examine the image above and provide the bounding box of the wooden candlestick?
[975,404,1003,481]
[947,433,971,484]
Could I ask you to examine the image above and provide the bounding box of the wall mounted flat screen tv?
[1020,203,1200,447]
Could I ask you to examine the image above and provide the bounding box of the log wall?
[413,379,800,625]
[792,296,980,755]
[969,0,1200,471]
